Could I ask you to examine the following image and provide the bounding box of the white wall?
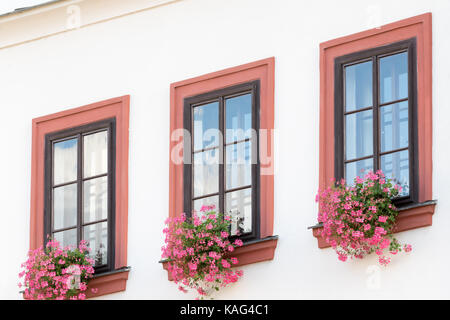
[1,0,449,299]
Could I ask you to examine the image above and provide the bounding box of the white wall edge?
[0,0,181,50]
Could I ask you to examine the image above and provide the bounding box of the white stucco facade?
[1,0,449,299]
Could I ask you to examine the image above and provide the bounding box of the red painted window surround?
[166,57,278,271]
[30,95,130,298]
[312,13,435,248]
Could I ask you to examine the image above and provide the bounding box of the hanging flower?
[161,206,244,299]
[316,170,412,266]
[19,238,96,300]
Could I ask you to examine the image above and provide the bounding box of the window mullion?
[77,133,83,246]
[373,55,380,172]
[219,96,225,216]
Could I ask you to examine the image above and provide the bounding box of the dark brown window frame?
[44,118,116,274]
[183,80,261,242]
[334,37,418,207]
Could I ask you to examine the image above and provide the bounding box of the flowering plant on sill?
[316,170,412,266]
[19,239,97,300]
[161,205,244,299]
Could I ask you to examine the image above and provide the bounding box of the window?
[183,81,260,241]
[335,38,417,206]
[168,58,278,268]
[313,13,434,248]
[30,96,130,297]
[44,119,116,274]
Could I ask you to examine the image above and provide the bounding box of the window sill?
[86,267,131,298]
[309,200,437,248]
[160,236,279,281]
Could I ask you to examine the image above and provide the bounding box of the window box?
[86,267,131,298]
[224,235,278,266]
[21,266,131,299]
[310,201,436,248]
[160,236,278,281]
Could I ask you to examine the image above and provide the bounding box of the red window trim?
[168,57,277,268]
[30,95,130,298]
[313,13,434,247]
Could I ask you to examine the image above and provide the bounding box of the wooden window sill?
[309,200,437,248]
[160,236,278,281]
[86,267,131,298]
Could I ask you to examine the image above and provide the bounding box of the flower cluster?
[316,170,412,266]
[19,239,97,300]
[161,205,244,298]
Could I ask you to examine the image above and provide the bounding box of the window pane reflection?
[53,183,77,230]
[193,195,219,219]
[226,94,252,143]
[380,52,408,104]
[381,150,409,196]
[193,149,219,197]
[83,222,108,266]
[54,138,78,185]
[53,228,77,249]
[345,61,373,112]
[380,101,408,152]
[225,188,252,236]
[83,131,108,178]
[345,110,373,160]
[193,102,219,151]
[226,141,251,190]
[345,158,373,185]
[83,176,108,224]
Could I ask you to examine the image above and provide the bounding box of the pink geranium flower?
[161,208,243,299]
[316,170,412,266]
[18,239,96,300]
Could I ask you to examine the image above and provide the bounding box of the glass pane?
[226,141,252,190]
[83,131,108,178]
[225,188,252,236]
[380,52,408,104]
[345,158,373,185]
[226,93,252,143]
[53,228,77,249]
[380,101,409,152]
[193,102,219,151]
[53,183,77,230]
[53,138,78,185]
[345,110,373,160]
[83,176,108,224]
[345,61,373,112]
[83,222,108,266]
[193,195,219,218]
[193,149,219,197]
[381,150,409,196]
